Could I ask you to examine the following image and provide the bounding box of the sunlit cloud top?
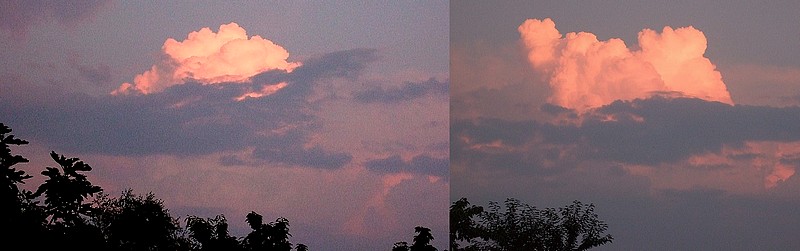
[114,22,300,95]
[519,18,733,112]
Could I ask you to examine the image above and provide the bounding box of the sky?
[452,1,800,250]
[0,1,448,250]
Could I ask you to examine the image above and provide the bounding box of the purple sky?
[6,1,800,250]
[452,1,800,250]
[1,1,448,249]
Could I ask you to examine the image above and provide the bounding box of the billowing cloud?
[353,78,449,104]
[519,18,733,111]
[113,23,300,95]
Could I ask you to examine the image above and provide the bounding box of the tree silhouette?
[33,151,105,249]
[392,241,410,251]
[0,123,319,250]
[92,189,190,250]
[242,211,293,251]
[450,198,613,251]
[34,152,103,226]
[268,217,293,251]
[0,123,47,247]
[411,226,438,251]
[186,214,241,250]
[450,198,484,250]
[0,123,31,207]
[393,226,439,251]
[554,201,614,251]
[243,211,267,250]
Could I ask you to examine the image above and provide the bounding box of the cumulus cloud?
[113,23,300,95]
[519,18,733,111]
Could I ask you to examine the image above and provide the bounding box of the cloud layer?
[519,18,733,111]
[453,96,800,192]
[2,49,376,169]
[114,23,299,95]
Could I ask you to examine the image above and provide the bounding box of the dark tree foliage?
[0,123,31,203]
[0,123,47,246]
[269,217,293,251]
[450,198,613,251]
[450,198,485,250]
[242,211,293,251]
[411,226,438,251]
[34,151,105,250]
[34,152,103,226]
[92,189,191,250]
[394,226,439,251]
[393,241,410,251]
[186,214,241,251]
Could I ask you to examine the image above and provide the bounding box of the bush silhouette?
[450,198,613,251]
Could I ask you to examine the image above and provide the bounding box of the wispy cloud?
[365,154,448,177]
[0,0,110,39]
[353,78,448,104]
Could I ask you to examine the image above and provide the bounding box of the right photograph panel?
[450,1,800,250]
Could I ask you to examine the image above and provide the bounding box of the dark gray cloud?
[452,96,800,250]
[0,0,111,38]
[218,155,246,166]
[450,117,578,178]
[0,49,381,169]
[353,78,448,104]
[364,154,448,177]
[579,97,800,164]
[539,103,576,117]
[453,97,800,170]
[253,144,352,170]
[75,63,112,86]
[288,48,379,83]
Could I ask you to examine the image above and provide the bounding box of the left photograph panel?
[0,1,448,250]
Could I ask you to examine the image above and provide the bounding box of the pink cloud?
[519,18,732,112]
[626,141,800,193]
[114,22,299,95]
